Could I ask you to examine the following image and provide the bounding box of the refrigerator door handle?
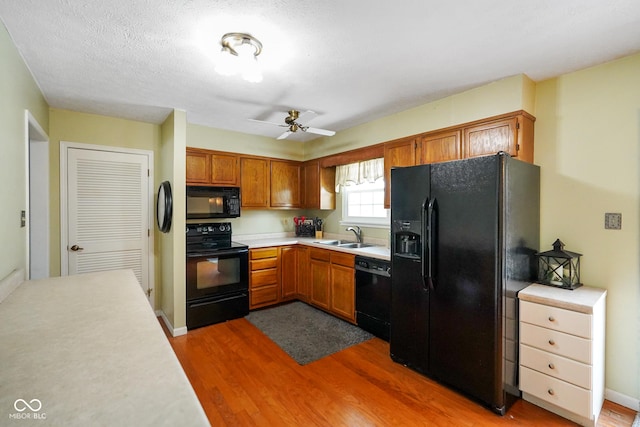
[421,198,430,290]
[426,198,436,291]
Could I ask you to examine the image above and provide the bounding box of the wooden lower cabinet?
[329,252,356,322]
[249,245,356,323]
[296,247,310,301]
[280,246,298,301]
[249,248,279,309]
[309,249,331,310]
[309,248,356,323]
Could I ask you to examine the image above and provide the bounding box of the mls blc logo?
[9,399,46,420]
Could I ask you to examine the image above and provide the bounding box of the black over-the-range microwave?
[186,185,241,219]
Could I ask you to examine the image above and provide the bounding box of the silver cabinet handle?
[70,245,84,252]
[548,339,555,345]
[548,389,555,396]
[548,363,555,369]
[548,316,555,322]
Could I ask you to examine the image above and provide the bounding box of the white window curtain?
[335,158,384,192]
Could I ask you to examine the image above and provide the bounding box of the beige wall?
[0,22,49,282]
[534,53,640,401]
[47,109,163,304]
[159,110,187,330]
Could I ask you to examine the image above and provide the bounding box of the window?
[336,158,389,227]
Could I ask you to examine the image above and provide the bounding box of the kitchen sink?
[337,242,374,248]
[314,240,374,248]
[314,239,355,246]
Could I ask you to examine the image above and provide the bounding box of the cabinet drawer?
[250,285,279,307]
[520,366,591,418]
[250,248,279,259]
[331,252,354,267]
[520,344,591,389]
[520,323,591,364]
[310,249,331,262]
[520,300,591,339]
[250,257,278,271]
[250,268,278,288]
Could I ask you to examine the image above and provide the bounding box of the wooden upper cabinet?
[302,160,336,210]
[240,157,270,208]
[270,160,301,208]
[463,117,518,159]
[420,130,462,164]
[210,153,239,186]
[384,136,419,208]
[462,111,536,163]
[186,148,239,186]
[186,149,210,184]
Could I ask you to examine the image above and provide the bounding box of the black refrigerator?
[390,153,540,414]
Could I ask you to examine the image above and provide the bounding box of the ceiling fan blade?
[248,118,287,127]
[305,127,336,137]
[277,130,292,140]
[297,110,317,123]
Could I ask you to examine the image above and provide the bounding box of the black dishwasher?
[355,256,391,341]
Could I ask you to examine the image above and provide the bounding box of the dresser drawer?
[520,366,591,418]
[520,322,591,364]
[520,344,592,389]
[520,300,592,338]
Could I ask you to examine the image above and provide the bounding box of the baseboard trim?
[157,310,187,337]
[605,388,640,411]
[0,268,25,303]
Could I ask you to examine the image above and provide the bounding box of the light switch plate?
[604,213,622,230]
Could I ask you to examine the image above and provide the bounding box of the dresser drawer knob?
[548,363,555,369]
[548,339,555,345]
[547,389,555,396]
[548,316,555,322]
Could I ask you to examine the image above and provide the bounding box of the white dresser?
[518,283,607,427]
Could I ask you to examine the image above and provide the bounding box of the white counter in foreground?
[0,270,209,426]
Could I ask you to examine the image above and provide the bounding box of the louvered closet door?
[67,148,149,292]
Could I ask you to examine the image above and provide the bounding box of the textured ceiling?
[1,1,639,142]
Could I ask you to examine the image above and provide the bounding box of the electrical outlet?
[604,213,622,230]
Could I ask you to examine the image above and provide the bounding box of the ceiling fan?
[250,110,336,140]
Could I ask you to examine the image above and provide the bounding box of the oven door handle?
[187,248,248,258]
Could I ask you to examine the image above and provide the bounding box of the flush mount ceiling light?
[215,32,263,83]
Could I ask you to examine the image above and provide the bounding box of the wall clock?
[156,181,173,233]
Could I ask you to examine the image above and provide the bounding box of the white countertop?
[235,235,391,260]
[0,270,209,426]
[518,283,607,314]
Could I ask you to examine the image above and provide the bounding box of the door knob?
[70,245,84,252]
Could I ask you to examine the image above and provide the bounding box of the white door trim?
[60,141,155,307]
[24,110,49,280]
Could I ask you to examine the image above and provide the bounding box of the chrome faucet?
[346,226,362,243]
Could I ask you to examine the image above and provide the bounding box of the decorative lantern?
[536,239,582,290]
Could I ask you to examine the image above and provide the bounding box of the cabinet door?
[296,247,310,301]
[310,249,331,310]
[186,150,211,184]
[280,246,298,301]
[463,117,518,159]
[384,137,418,208]
[271,160,301,208]
[302,161,319,208]
[211,153,239,186]
[330,263,355,323]
[420,130,462,164]
[240,157,270,208]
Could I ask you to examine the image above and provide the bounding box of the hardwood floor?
[166,318,637,426]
